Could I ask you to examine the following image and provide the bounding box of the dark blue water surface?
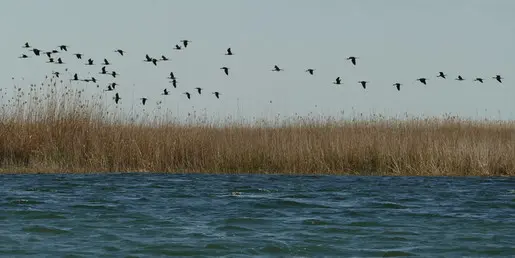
[0,174,514,257]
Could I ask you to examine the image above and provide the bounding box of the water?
[0,174,514,257]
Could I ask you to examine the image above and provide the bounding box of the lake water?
[0,174,514,257]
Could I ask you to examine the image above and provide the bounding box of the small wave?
[216,225,253,232]
[302,219,333,226]
[255,199,330,209]
[8,199,44,205]
[22,225,70,235]
[381,250,415,257]
[347,221,382,227]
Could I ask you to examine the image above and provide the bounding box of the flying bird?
[272,65,284,72]
[46,58,54,63]
[170,79,178,88]
[114,93,121,104]
[152,58,158,66]
[455,75,465,81]
[181,40,191,48]
[85,58,94,65]
[358,81,368,89]
[220,67,229,75]
[305,69,315,75]
[140,97,148,105]
[174,45,182,50]
[474,78,484,83]
[493,75,503,83]
[44,51,53,58]
[32,48,41,56]
[102,59,110,65]
[23,42,31,48]
[160,55,169,61]
[195,87,203,94]
[167,72,177,80]
[212,92,221,99]
[58,45,68,51]
[437,72,447,79]
[162,88,170,95]
[114,49,125,56]
[393,83,402,91]
[225,48,233,55]
[144,54,152,62]
[18,54,30,59]
[347,56,358,65]
[72,73,79,81]
[110,71,118,78]
[100,66,107,74]
[333,77,342,85]
[417,78,428,85]
[52,71,60,78]
[183,92,191,99]
[56,57,64,64]
[74,53,83,59]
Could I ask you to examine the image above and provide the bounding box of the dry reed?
[1,79,514,176]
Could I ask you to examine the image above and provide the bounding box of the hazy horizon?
[2,0,515,121]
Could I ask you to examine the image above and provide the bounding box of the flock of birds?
[15,40,507,107]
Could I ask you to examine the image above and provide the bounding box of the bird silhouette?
[305,69,315,75]
[140,97,148,105]
[220,67,229,75]
[455,75,465,81]
[18,54,30,59]
[74,53,83,59]
[109,82,118,90]
[85,58,94,65]
[100,66,107,74]
[347,56,358,66]
[195,87,203,94]
[114,93,121,104]
[46,58,54,63]
[102,59,110,65]
[393,83,402,91]
[358,81,368,89]
[333,77,342,85]
[162,88,170,95]
[212,92,221,99]
[225,48,233,55]
[152,58,158,66]
[167,72,177,80]
[181,40,191,48]
[44,51,53,58]
[183,92,191,99]
[474,78,484,83]
[23,42,31,48]
[170,79,178,88]
[110,71,118,78]
[160,55,169,61]
[144,54,152,62]
[104,85,114,92]
[58,45,68,51]
[72,73,79,81]
[56,57,65,64]
[174,45,182,50]
[114,49,125,56]
[493,75,503,83]
[52,71,60,78]
[32,48,41,56]
[416,78,428,85]
[272,65,284,72]
[437,72,447,79]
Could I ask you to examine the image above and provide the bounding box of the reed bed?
[0,80,514,176]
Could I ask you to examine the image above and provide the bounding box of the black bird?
[72,73,79,81]
[170,79,178,88]
[160,55,169,61]
[152,58,158,66]
[305,69,315,75]
[347,56,358,65]
[174,44,182,50]
[455,75,465,81]
[105,85,114,91]
[168,72,177,80]
[181,40,191,48]
[58,45,68,51]
[44,51,53,58]
[102,59,110,65]
[183,92,191,99]
[100,66,107,74]
[474,78,484,83]
[212,91,221,99]
[144,54,152,62]
[225,48,233,55]
[82,77,97,83]
[23,42,31,48]
[437,72,447,79]
[74,53,83,59]
[110,71,118,78]
[114,93,121,104]
[220,67,229,75]
[358,81,368,89]
[272,65,283,72]
[162,88,170,95]
[56,57,64,64]
[109,82,118,89]
[46,58,54,63]
[195,87,203,94]
[51,49,59,54]
[114,49,125,56]
[493,75,503,83]
[32,48,41,56]
[393,83,402,91]
[52,71,60,78]
[86,58,94,65]
[333,77,342,85]
[417,78,428,85]
[18,54,30,59]
[140,97,148,105]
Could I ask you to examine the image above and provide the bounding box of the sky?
[1,0,515,122]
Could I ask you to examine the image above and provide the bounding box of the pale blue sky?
[2,0,515,121]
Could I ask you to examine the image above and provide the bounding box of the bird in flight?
[23,42,31,48]
[416,78,428,85]
[52,71,60,78]
[162,88,170,95]
[333,77,342,85]
[393,83,402,91]
[74,53,83,59]
[347,56,358,66]
[183,92,191,99]
[358,81,368,89]
[181,40,191,48]
[212,92,221,99]
[225,48,233,55]
[114,93,121,104]
[140,97,148,105]
[102,59,110,65]
[170,79,178,88]
[437,72,447,79]
[272,65,284,72]
[168,72,177,80]
[305,69,315,75]
[85,58,94,65]
[174,45,182,50]
[160,55,169,61]
[220,67,229,76]
[493,75,503,83]
[18,54,30,59]
[195,87,203,94]
[32,48,42,56]
[100,66,108,74]
[474,78,484,83]
[114,49,125,56]
[58,45,69,51]
[455,75,465,81]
